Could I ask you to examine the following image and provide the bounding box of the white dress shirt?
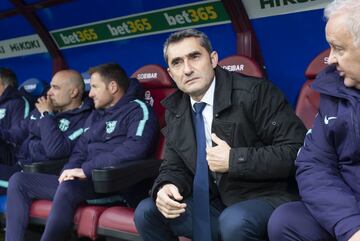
[190,77,215,148]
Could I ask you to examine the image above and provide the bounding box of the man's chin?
[94,103,102,109]
[344,78,360,89]
[52,105,60,111]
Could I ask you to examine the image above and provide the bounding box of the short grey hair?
[324,0,360,46]
[163,29,213,64]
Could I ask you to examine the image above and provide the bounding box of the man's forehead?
[167,40,203,60]
[51,76,64,86]
[51,74,72,87]
[90,74,105,85]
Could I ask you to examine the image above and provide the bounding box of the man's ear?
[167,67,174,80]
[108,80,119,94]
[70,88,79,98]
[210,51,218,68]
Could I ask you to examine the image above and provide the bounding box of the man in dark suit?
[134,29,306,241]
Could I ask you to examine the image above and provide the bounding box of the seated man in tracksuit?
[0,69,92,182]
[0,67,30,166]
[5,63,159,241]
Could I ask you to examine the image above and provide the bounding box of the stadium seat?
[218,55,264,78]
[29,200,84,227]
[295,49,330,129]
[81,72,91,92]
[18,78,48,109]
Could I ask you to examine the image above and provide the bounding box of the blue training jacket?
[296,65,360,241]
[63,78,159,178]
[0,86,29,130]
[0,97,93,165]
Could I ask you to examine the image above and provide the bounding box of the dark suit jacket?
[151,66,306,207]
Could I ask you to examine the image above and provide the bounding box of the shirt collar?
[190,77,216,109]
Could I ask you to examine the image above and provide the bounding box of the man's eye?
[172,61,181,67]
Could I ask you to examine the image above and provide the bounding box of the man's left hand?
[206,133,230,173]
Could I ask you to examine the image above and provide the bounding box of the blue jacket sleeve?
[81,106,158,178]
[296,111,360,241]
[8,97,29,129]
[62,113,94,170]
[62,129,89,170]
[38,115,84,160]
[0,118,29,146]
[0,98,30,145]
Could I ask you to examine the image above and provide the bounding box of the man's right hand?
[349,230,360,241]
[35,96,54,114]
[156,184,187,219]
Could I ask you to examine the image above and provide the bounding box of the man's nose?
[327,50,338,65]
[89,90,94,98]
[183,60,193,75]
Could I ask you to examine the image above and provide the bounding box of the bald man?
[0,69,92,183]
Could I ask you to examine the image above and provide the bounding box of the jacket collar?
[0,86,19,104]
[312,65,360,103]
[163,66,233,116]
[213,66,232,115]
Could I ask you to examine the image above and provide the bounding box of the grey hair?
[324,0,360,46]
[163,29,213,64]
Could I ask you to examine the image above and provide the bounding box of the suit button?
[213,180,217,184]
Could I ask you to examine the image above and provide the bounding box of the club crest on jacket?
[106,120,117,134]
[58,118,70,132]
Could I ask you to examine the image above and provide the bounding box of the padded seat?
[131,64,174,159]
[295,49,330,129]
[218,55,264,78]
[97,207,138,240]
[76,205,108,240]
[18,78,48,110]
[29,200,84,226]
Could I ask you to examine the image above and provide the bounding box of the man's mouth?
[336,68,345,77]
[184,77,198,84]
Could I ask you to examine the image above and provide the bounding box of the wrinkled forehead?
[51,74,66,86]
[166,37,204,60]
[326,15,354,45]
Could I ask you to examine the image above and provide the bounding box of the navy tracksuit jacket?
[5,78,159,241]
[0,97,92,181]
[0,86,30,165]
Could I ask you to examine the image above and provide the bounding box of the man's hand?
[207,133,231,173]
[156,184,186,219]
[349,230,360,241]
[35,96,54,114]
[58,168,86,183]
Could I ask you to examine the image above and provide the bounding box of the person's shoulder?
[232,74,265,91]
[216,66,264,92]
[126,98,155,116]
[161,89,184,110]
[3,94,27,108]
[130,99,152,111]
